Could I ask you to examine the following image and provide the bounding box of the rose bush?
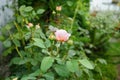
[0,0,119,80]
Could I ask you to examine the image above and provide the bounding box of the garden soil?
[117,64,120,80]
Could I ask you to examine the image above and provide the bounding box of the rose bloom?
[55,29,71,42]
[27,23,33,28]
[56,6,62,11]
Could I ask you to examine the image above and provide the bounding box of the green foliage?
[0,0,119,80]
[66,60,79,72]
[79,58,94,70]
[33,38,46,48]
[94,64,117,80]
[54,64,70,77]
[41,57,54,73]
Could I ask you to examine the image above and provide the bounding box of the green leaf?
[31,59,38,66]
[39,30,46,39]
[33,38,45,48]
[85,49,92,54]
[55,58,63,64]
[29,69,41,77]
[5,24,12,30]
[37,9,45,14]
[19,5,29,17]
[11,57,21,65]
[79,59,94,69]
[41,57,54,73]
[32,11,36,16]
[39,79,45,80]
[21,76,36,80]
[17,16,23,23]
[3,47,14,56]
[54,64,70,77]
[19,5,26,12]
[25,32,31,40]
[45,39,51,48]
[0,35,5,41]
[67,1,73,6]
[97,58,107,65]
[42,49,50,55]
[68,50,76,58]
[83,68,90,77]
[24,6,33,12]
[75,69,83,77]
[43,72,54,80]
[66,60,79,72]
[3,40,11,48]
[13,39,21,47]
[88,78,95,80]
[79,37,90,43]
[13,33,21,39]
[11,57,31,65]
[95,66,102,76]
[19,58,31,65]
[25,43,33,49]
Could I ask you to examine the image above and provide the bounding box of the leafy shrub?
[0,0,119,80]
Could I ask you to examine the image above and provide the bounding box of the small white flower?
[35,24,40,29]
[12,77,18,80]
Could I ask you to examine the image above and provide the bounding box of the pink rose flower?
[55,29,71,42]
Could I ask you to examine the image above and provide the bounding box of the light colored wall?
[90,0,120,11]
[0,0,17,54]
[0,0,14,27]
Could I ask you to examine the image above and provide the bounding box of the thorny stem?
[14,21,25,46]
[62,55,67,61]
[62,51,68,61]
[56,45,59,55]
[55,42,61,56]
[31,28,35,39]
[29,28,35,54]
[7,29,23,58]
[70,0,80,30]
[15,46,23,58]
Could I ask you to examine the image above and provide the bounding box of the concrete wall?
[0,0,15,27]
[90,0,120,11]
[0,0,16,54]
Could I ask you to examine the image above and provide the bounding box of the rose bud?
[49,33,56,40]
[26,23,33,29]
[56,6,62,11]
[67,40,73,45]
[35,24,40,29]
